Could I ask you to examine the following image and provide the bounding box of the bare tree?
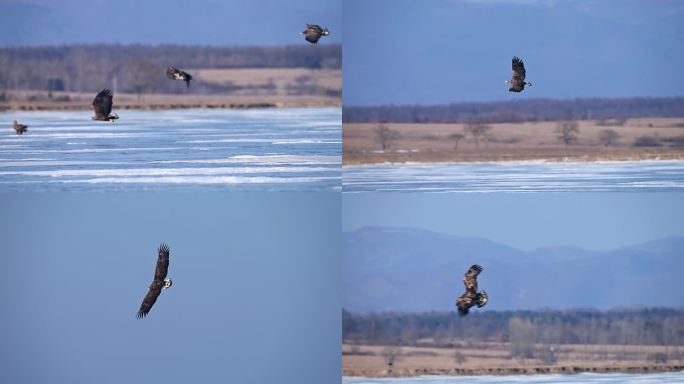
[556,121,580,146]
[509,317,535,363]
[537,345,558,365]
[598,129,619,147]
[449,133,466,151]
[129,60,159,103]
[633,135,662,147]
[453,350,467,364]
[463,122,492,148]
[381,346,402,369]
[375,123,400,151]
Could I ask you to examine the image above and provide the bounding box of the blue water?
[343,371,684,383]
[0,108,340,191]
[343,160,684,193]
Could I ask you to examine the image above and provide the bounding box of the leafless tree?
[375,123,400,151]
[556,121,580,146]
[598,129,619,147]
[633,135,662,147]
[381,346,402,369]
[449,133,466,151]
[463,122,492,148]
[537,345,558,365]
[509,317,535,363]
[453,350,467,364]
[129,60,159,102]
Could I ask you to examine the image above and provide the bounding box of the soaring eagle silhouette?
[300,24,330,44]
[91,89,119,121]
[137,244,173,319]
[12,120,28,135]
[505,56,532,93]
[166,67,192,87]
[455,265,488,316]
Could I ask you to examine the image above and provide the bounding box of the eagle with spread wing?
[13,120,28,135]
[166,67,192,87]
[91,89,119,121]
[137,244,173,319]
[505,56,532,93]
[300,24,330,44]
[455,264,488,316]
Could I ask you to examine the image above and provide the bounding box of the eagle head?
[322,28,330,36]
[163,278,173,289]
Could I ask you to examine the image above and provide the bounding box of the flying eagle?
[506,56,532,93]
[300,24,330,44]
[166,67,192,87]
[137,244,173,319]
[91,89,119,121]
[12,120,28,135]
[455,264,488,316]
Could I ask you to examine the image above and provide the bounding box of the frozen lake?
[343,371,684,384]
[0,108,341,191]
[343,160,684,192]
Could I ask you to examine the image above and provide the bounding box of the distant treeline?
[343,308,684,347]
[343,97,684,124]
[0,44,341,95]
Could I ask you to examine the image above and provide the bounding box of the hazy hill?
[343,226,684,312]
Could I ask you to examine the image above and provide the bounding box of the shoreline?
[343,151,684,166]
[343,364,684,378]
[342,153,684,168]
[0,100,340,112]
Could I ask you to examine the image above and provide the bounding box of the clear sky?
[343,0,684,105]
[0,0,341,46]
[343,192,684,251]
[0,192,340,384]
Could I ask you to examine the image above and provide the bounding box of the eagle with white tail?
[506,56,532,93]
[137,244,173,319]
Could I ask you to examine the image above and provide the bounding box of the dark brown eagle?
[12,120,28,135]
[505,56,532,93]
[137,243,173,319]
[166,67,192,87]
[91,89,119,121]
[300,24,330,44]
[455,264,488,316]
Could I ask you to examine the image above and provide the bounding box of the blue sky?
[0,0,341,46]
[343,0,684,105]
[343,193,684,251]
[0,193,340,384]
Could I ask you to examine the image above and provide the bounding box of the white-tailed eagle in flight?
[301,24,330,44]
[91,89,119,121]
[506,56,532,93]
[456,264,488,316]
[137,244,173,319]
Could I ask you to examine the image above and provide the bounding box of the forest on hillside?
[0,44,341,96]
[343,308,684,347]
[343,98,684,124]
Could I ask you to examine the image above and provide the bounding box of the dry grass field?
[0,68,341,111]
[343,118,684,164]
[342,342,684,377]
[192,67,341,96]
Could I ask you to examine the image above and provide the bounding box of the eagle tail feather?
[477,291,488,308]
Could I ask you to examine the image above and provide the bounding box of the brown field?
[192,67,341,95]
[0,68,341,111]
[343,118,684,164]
[343,341,684,377]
